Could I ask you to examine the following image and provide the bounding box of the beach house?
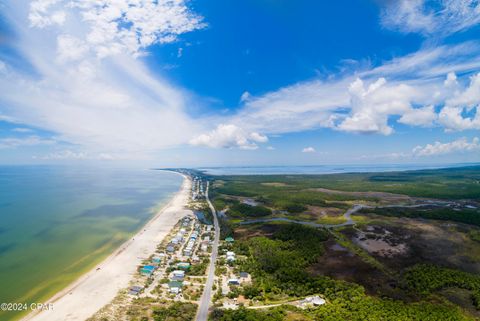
[177,262,191,270]
[166,244,175,253]
[168,281,183,294]
[140,265,155,276]
[300,296,326,308]
[228,278,240,285]
[171,270,185,281]
[128,285,143,296]
[226,251,235,262]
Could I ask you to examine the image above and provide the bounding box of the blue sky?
[0,0,479,167]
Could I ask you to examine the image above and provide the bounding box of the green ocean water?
[0,166,182,320]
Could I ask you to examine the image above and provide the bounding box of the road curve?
[238,204,367,228]
[196,181,220,321]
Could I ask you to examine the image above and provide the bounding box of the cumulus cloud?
[29,0,205,59]
[398,105,437,126]
[189,124,268,150]
[29,0,66,28]
[222,42,480,137]
[337,77,421,135]
[302,147,315,153]
[438,73,480,131]
[381,0,480,37]
[413,137,480,156]
[447,73,480,109]
[2,1,480,159]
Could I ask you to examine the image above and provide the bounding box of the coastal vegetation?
[152,302,197,321]
[209,166,480,320]
[228,203,272,218]
[211,166,480,201]
[214,222,471,320]
[211,302,468,321]
[404,264,480,309]
[188,257,210,276]
[359,206,480,227]
[118,299,197,321]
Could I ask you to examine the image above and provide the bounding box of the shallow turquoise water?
[0,166,182,320]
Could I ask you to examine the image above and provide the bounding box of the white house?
[172,270,185,280]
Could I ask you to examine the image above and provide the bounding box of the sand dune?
[22,173,191,321]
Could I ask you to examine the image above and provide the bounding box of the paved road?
[238,204,367,228]
[196,181,220,321]
[237,201,460,229]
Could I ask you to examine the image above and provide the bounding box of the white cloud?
[398,105,437,126]
[0,0,206,157]
[0,135,56,149]
[189,124,268,150]
[413,137,480,156]
[302,147,315,153]
[381,0,480,37]
[438,106,480,131]
[230,78,350,134]
[220,43,480,137]
[0,114,17,123]
[29,0,206,59]
[56,35,89,62]
[266,146,275,150]
[337,77,420,135]
[35,149,120,160]
[12,127,34,133]
[438,73,480,131]
[444,72,458,88]
[34,148,140,160]
[37,149,88,160]
[3,1,480,160]
[29,0,66,28]
[447,73,480,109]
[240,91,251,103]
[0,60,6,73]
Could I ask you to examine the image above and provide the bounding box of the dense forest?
[404,264,480,309]
[218,223,470,320]
[228,203,272,218]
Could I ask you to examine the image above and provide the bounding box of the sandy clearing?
[22,173,191,321]
[309,187,412,203]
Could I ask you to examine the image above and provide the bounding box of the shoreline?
[22,172,192,321]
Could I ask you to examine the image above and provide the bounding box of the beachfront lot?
[87,176,213,321]
[87,214,214,321]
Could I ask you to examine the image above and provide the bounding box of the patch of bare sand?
[354,227,408,257]
[261,182,289,187]
[310,187,412,203]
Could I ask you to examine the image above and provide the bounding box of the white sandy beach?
[22,173,192,321]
